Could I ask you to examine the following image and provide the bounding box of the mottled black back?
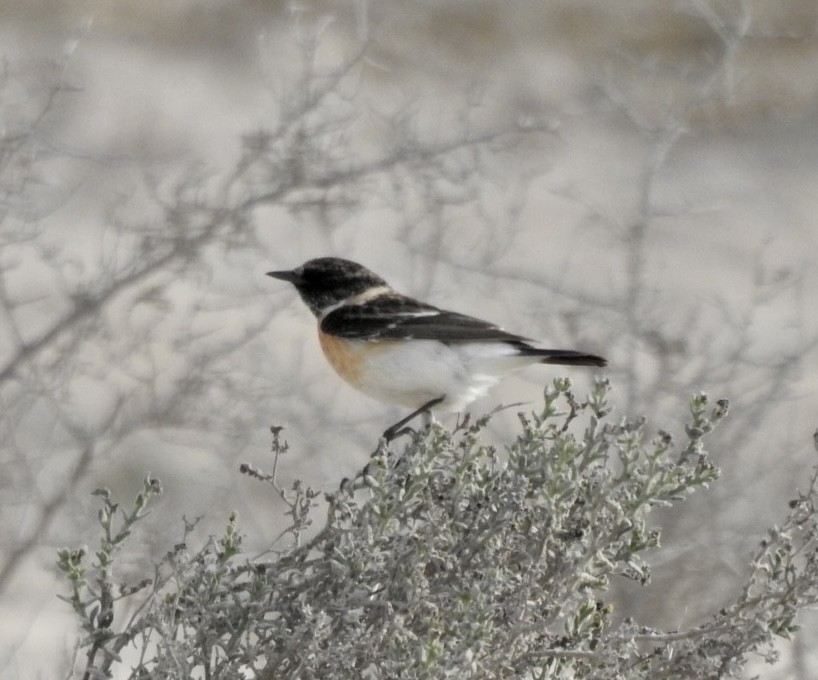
[321,293,532,343]
[320,293,607,366]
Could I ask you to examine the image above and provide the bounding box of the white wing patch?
[394,309,441,317]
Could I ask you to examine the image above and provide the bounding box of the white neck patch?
[318,285,393,319]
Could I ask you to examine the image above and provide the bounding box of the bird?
[267,257,606,440]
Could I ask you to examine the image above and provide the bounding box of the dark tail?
[518,347,607,367]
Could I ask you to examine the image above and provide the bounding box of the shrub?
[59,380,818,678]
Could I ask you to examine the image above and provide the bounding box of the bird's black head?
[267,257,390,316]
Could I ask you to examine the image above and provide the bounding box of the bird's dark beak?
[266,269,300,284]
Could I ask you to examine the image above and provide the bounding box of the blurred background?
[1,0,817,677]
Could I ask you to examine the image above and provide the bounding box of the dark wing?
[320,294,530,344]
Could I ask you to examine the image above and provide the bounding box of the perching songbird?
[268,257,606,439]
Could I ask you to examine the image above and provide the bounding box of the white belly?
[348,339,535,412]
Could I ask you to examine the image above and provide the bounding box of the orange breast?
[318,329,364,385]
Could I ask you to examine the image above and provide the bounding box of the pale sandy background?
[1,1,817,677]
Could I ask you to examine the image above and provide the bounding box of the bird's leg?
[382,396,445,443]
[341,397,446,495]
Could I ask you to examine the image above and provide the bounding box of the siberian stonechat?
[268,257,606,439]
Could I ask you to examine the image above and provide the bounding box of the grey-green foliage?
[58,380,818,679]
